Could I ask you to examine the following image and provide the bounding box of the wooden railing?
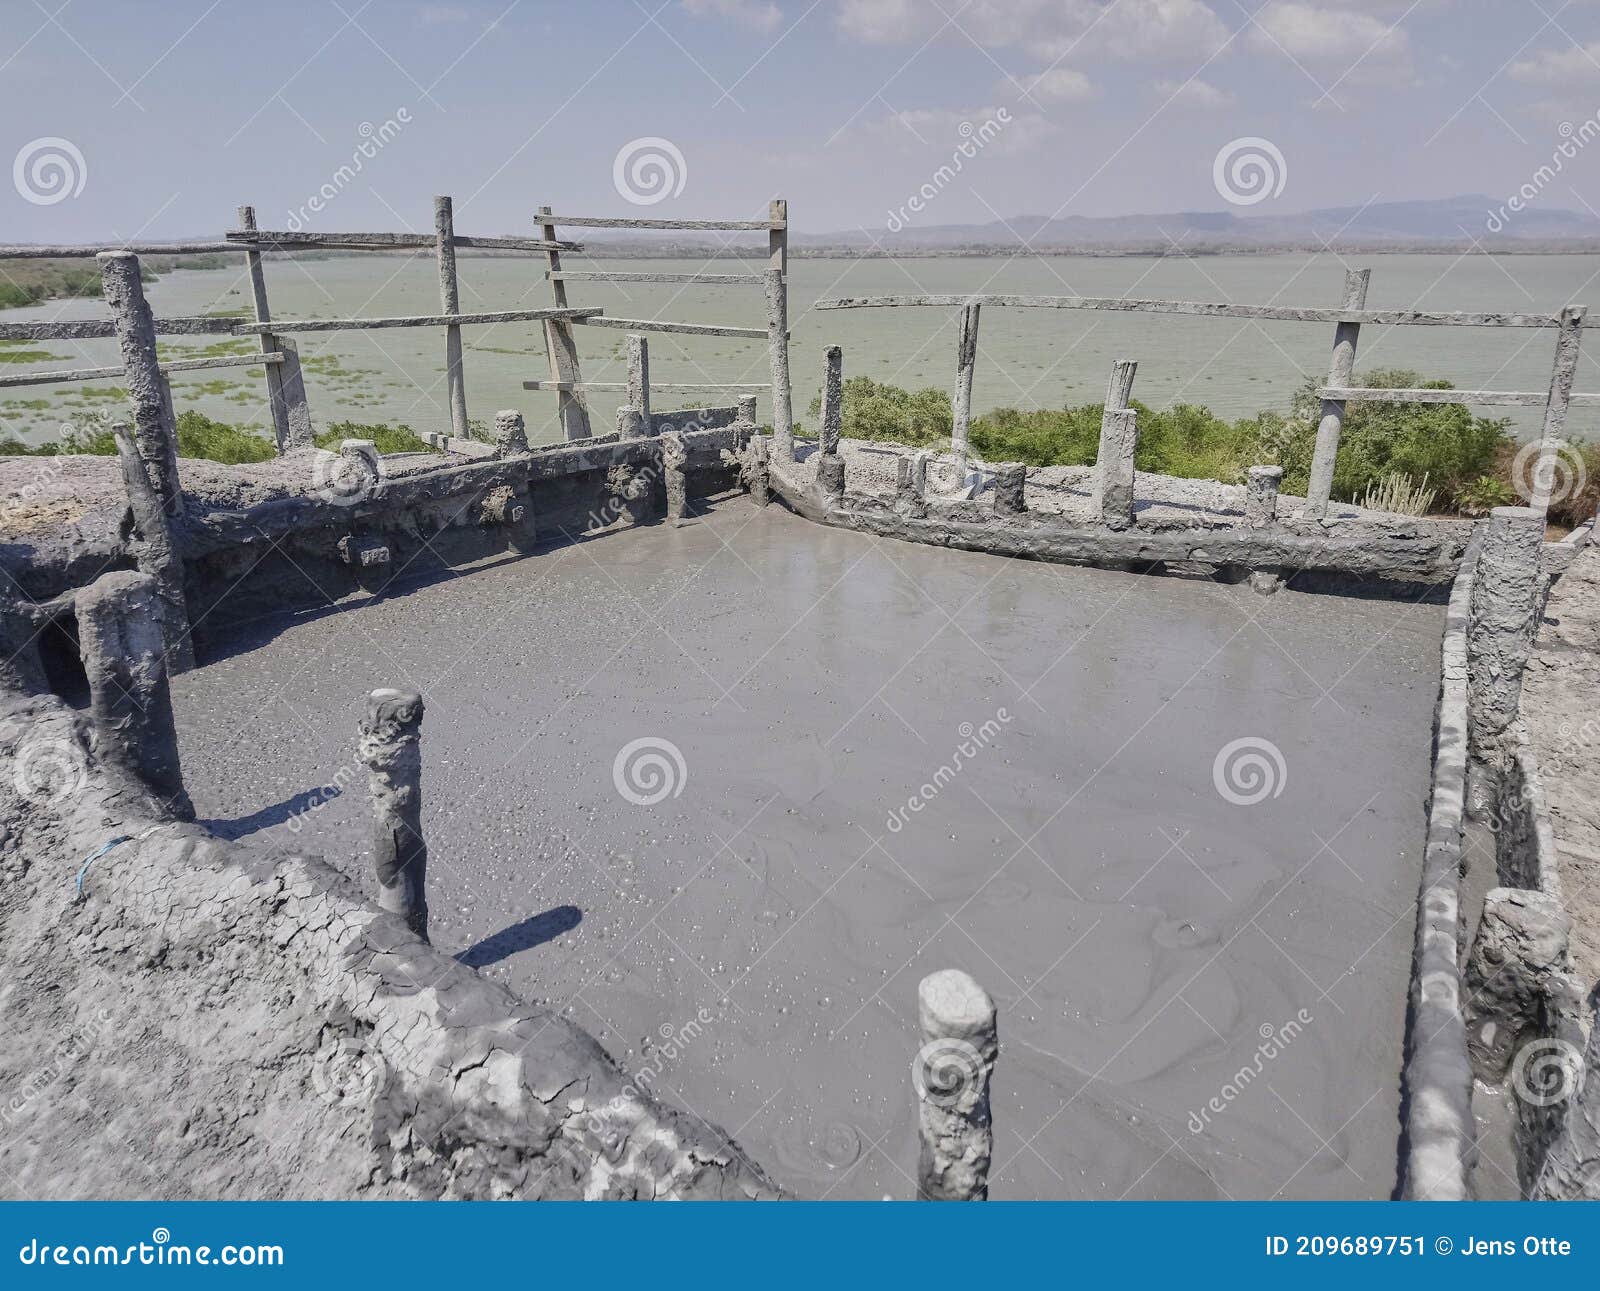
[0,193,794,457]
[816,281,1591,517]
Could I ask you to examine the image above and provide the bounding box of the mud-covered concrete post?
[1096,407,1137,530]
[737,394,758,426]
[1306,268,1371,517]
[915,969,997,1200]
[661,430,688,524]
[1245,465,1282,528]
[435,195,470,441]
[896,456,927,519]
[992,462,1026,517]
[1466,506,1545,818]
[817,345,845,502]
[617,404,649,441]
[951,301,981,479]
[747,434,770,507]
[75,570,193,818]
[627,333,651,433]
[111,422,193,672]
[357,688,429,941]
[1530,307,1585,515]
[492,409,528,456]
[1463,888,1572,1083]
[99,251,181,516]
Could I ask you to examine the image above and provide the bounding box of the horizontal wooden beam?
[573,315,767,339]
[0,242,242,258]
[522,379,771,391]
[0,316,237,341]
[225,230,583,253]
[812,294,1567,328]
[549,270,764,286]
[232,307,602,334]
[1323,385,1600,407]
[0,350,283,389]
[530,213,782,231]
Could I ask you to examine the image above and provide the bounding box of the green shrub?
[315,420,430,454]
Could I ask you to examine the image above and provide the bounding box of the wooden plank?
[537,203,591,440]
[575,315,767,339]
[811,294,1565,328]
[0,351,283,389]
[0,316,237,340]
[0,242,241,258]
[435,195,469,439]
[224,230,582,252]
[232,307,601,333]
[1322,386,1557,406]
[549,270,764,285]
[238,205,293,451]
[768,198,792,461]
[452,235,585,252]
[522,380,770,391]
[529,213,782,230]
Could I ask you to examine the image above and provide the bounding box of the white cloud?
[835,0,1228,62]
[683,0,783,32]
[1510,42,1600,86]
[864,105,1058,156]
[1248,2,1409,62]
[1015,68,1097,102]
[1154,77,1234,107]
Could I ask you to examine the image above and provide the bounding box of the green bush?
[315,421,431,454]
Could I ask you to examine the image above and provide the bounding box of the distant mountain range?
[781,196,1600,255]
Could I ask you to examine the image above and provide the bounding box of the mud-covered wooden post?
[915,969,997,1201]
[434,195,470,441]
[357,688,429,941]
[766,198,793,463]
[1306,268,1371,517]
[951,301,981,479]
[992,462,1026,517]
[536,204,591,440]
[627,333,651,434]
[737,394,758,426]
[1466,506,1545,818]
[816,344,845,501]
[1529,306,1585,514]
[111,422,193,672]
[76,570,193,818]
[661,430,688,524]
[99,251,181,516]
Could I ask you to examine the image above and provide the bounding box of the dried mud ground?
[167,495,1444,1200]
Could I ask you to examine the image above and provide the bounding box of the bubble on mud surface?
[772,1116,863,1180]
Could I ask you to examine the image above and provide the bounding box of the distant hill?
[786,196,1600,254]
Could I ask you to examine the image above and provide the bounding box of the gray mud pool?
[170,497,1443,1199]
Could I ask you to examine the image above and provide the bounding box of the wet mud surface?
[169,497,1443,1199]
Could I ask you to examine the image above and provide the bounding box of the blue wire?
[75,835,131,898]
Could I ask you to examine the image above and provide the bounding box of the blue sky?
[3,0,1600,241]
